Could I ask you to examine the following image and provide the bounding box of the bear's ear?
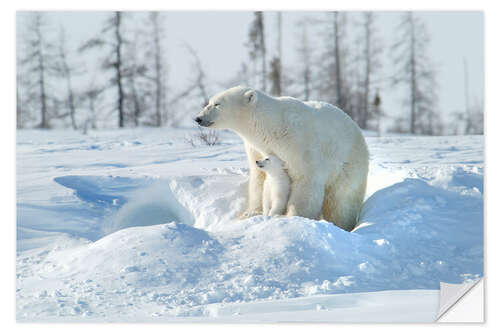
[243,90,257,105]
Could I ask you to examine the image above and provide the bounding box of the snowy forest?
[16,11,483,135]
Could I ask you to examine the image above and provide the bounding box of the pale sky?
[17,11,484,130]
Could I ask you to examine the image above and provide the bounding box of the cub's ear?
[243,90,257,105]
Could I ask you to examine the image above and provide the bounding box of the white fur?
[196,86,369,231]
[256,155,291,217]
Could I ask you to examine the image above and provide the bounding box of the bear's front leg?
[286,178,325,220]
[239,141,266,219]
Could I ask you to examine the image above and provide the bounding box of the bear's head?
[194,86,258,129]
[255,155,286,176]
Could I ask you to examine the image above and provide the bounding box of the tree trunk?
[130,75,141,127]
[409,13,417,134]
[89,95,96,129]
[58,30,78,130]
[67,78,77,130]
[258,12,266,92]
[333,12,344,109]
[153,13,163,127]
[298,22,311,101]
[16,87,22,129]
[62,57,77,129]
[464,59,472,134]
[361,14,372,129]
[304,67,310,100]
[115,12,125,128]
[35,19,48,129]
[276,12,282,96]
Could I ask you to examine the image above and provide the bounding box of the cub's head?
[194,86,258,129]
[255,155,285,174]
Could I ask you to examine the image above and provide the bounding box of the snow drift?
[16,129,483,321]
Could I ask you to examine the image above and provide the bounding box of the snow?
[16,128,483,322]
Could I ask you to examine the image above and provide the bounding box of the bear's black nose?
[194,117,202,124]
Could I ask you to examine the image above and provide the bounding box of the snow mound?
[44,222,222,289]
[357,177,483,288]
[21,167,482,317]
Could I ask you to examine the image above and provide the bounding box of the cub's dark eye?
[265,158,270,161]
[215,103,220,107]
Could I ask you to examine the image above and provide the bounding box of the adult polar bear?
[195,86,369,231]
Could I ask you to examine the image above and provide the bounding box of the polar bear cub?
[255,155,291,217]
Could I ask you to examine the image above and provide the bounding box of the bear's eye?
[214,103,221,108]
[265,158,270,161]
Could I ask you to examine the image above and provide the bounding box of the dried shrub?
[185,126,221,147]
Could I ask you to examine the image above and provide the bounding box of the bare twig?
[185,126,221,147]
